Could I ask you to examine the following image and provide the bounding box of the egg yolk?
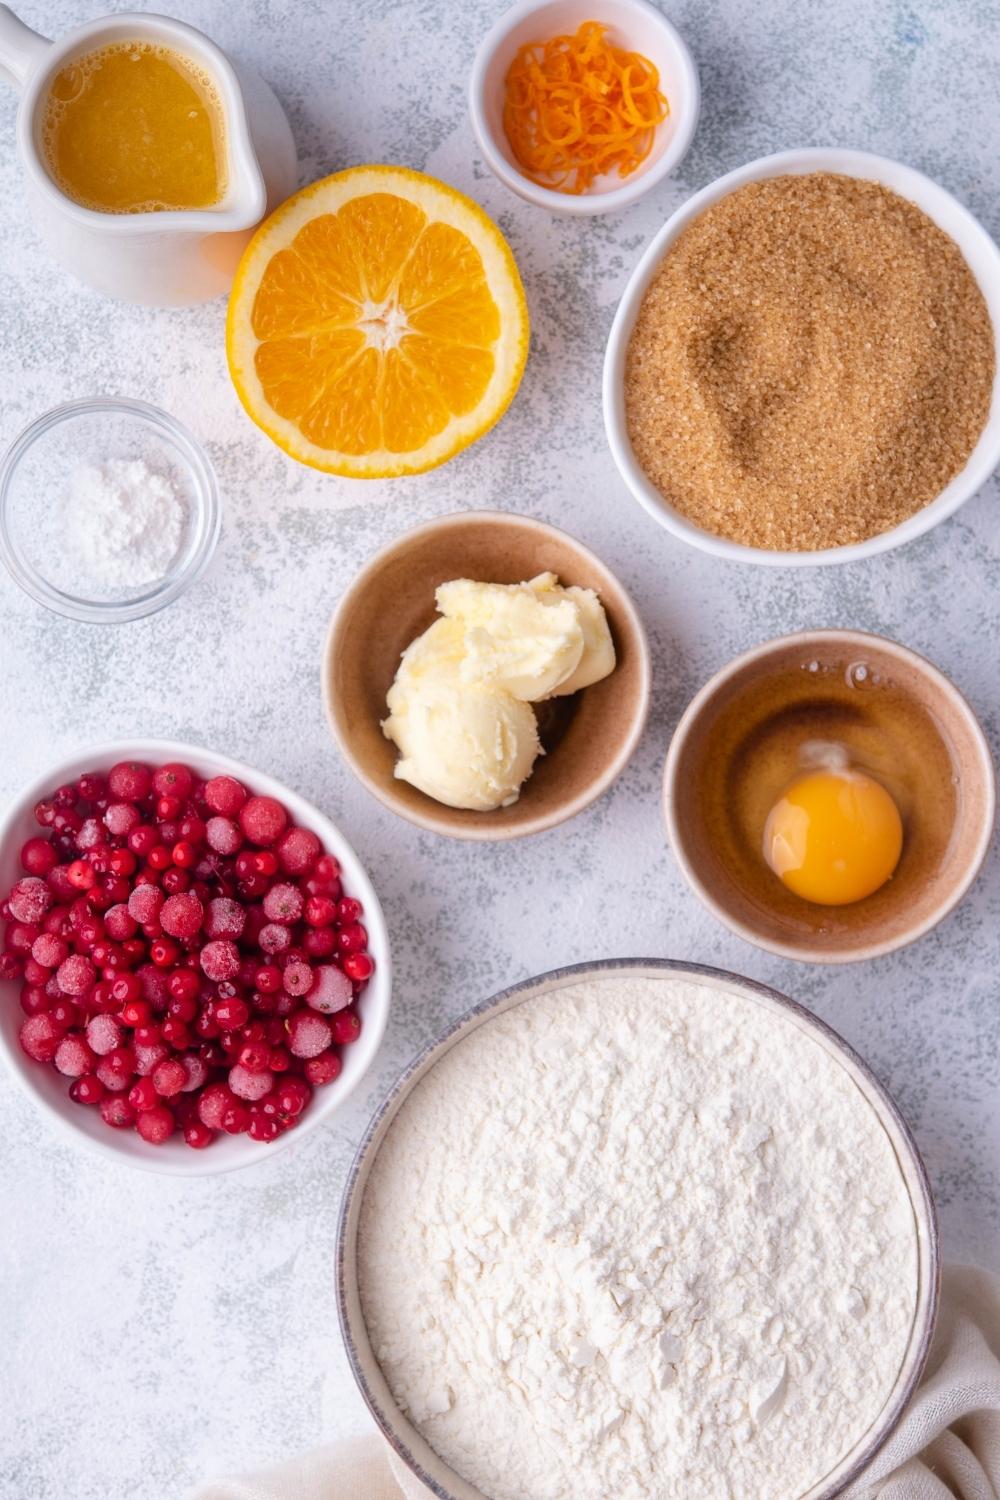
[763,769,903,906]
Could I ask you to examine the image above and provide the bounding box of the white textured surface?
[360,974,918,1500]
[0,1,998,1496]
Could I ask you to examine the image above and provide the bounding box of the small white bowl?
[0,739,392,1176]
[469,0,700,216]
[604,147,1000,565]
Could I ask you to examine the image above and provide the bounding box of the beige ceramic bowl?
[337,959,940,1500]
[323,511,651,840]
[664,631,996,963]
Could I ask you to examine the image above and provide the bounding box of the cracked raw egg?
[763,767,903,906]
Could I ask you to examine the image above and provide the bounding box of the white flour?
[359,974,919,1500]
[46,458,187,596]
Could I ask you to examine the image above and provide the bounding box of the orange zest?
[502,20,669,195]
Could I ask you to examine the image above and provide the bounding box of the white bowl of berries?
[0,740,391,1174]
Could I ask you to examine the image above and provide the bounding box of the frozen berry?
[263,882,303,924]
[275,1077,311,1116]
[330,1007,361,1046]
[159,892,204,940]
[108,761,152,801]
[200,939,240,982]
[304,1050,343,1087]
[86,1014,122,1055]
[127,884,163,924]
[54,1034,96,1077]
[183,1120,213,1149]
[19,1012,62,1062]
[56,954,96,996]
[99,1094,136,1129]
[229,1063,274,1101]
[69,1074,105,1106]
[277,826,320,875]
[205,816,243,855]
[128,1077,159,1113]
[239,796,287,847]
[306,964,352,1014]
[152,1057,187,1097]
[8,877,52,925]
[258,923,291,955]
[287,1009,332,1059]
[203,897,245,940]
[136,1105,174,1144]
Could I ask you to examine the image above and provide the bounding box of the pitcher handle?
[0,4,50,90]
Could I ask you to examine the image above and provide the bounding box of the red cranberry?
[330,1008,361,1046]
[108,762,151,801]
[302,925,337,958]
[306,964,352,1013]
[34,800,57,827]
[343,952,374,983]
[46,865,77,902]
[19,1012,63,1062]
[229,1062,274,1100]
[248,1112,282,1142]
[76,772,107,801]
[183,1120,213,1149]
[238,1040,272,1073]
[239,796,287,847]
[263,882,303,924]
[179,1053,209,1092]
[200,939,240,982]
[160,1016,191,1049]
[128,1077,159,1112]
[275,1077,311,1115]
[168,968,200,1004]
[136,1105,175,1144]
[99,1094,136,1129]
[70,1074,105,1106]
[152,1057,187,1097]
[178,813,206,844]
[198,1082,237,1129]
[127,884,163,924]
[103,903,137,941]
[0,953,25,982]
[203,775,246,817]
[258,923,291,956]
[281,960,313,998]
[48,998,79,1031]
[56,954,96,995]
[150,937,180,968]
[338,897,363,924]
[86,1014,122,1055]
[304,1050,343,1086]
[287,1009,332,1059]
[221,1102,251,1134]
[76,818,105,852]
[20,837,58,876]
[128,825,159,858]
[171,840,198,869]
[6,921,40,953]
[205,816,243,856]
[214,996,249,1030]
[9,877,53,924]
[152,763,194,800]
[269,1045,291,1072]
[104,803,141,838]
[337,923,367,953]
[304,894,337,927]
[276,825,320,876]
[159,892,203,940]
[108,848,137,877]
[31,932,68,970]
[203,896,245,940]
[54,1034,95,1076]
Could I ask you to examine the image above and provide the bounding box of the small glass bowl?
[0,397,221,623]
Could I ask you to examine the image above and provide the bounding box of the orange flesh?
[250,194,501,455]
[503,20,669,195]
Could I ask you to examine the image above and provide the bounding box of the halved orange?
[226,166,530,477]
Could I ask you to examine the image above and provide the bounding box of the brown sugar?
[623,173,995,551]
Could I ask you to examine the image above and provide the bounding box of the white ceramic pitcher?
[0,5,297,305]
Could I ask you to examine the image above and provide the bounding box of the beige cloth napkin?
[193,1263,1000,1500]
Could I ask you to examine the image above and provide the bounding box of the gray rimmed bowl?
[336,958,939,1500]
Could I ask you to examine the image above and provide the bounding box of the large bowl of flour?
[337,960,938,1500]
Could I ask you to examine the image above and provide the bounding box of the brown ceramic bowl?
[323,511,651,840]
[664,630,996,963]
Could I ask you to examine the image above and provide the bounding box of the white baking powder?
[47,458,187,596]
[359,974,919,1500]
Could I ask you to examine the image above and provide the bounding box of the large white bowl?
[0,739,391,1176]
[604,147,1000,565]
[469,0,700,217]
[337,959,939,1500]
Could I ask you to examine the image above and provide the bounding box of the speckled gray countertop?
[1,1,998,1496]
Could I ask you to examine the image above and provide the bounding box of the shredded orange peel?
[502,20,669,195]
